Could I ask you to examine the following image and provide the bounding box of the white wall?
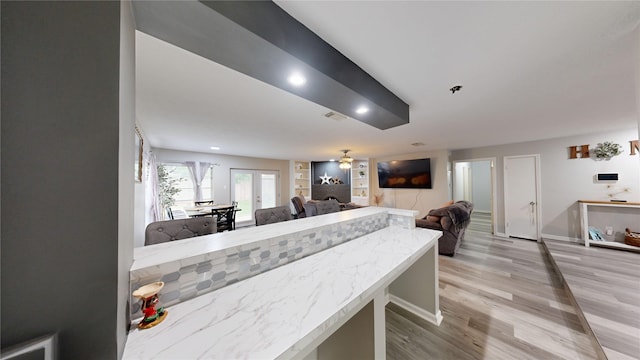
[133,126,152,248]
[154,148,290,203]
[451,128,640,240]
[118,1,136,356]
[371,149,451,217]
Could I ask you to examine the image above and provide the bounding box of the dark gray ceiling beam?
[132,1,409,130]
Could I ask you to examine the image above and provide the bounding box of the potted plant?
[157,164,183,218]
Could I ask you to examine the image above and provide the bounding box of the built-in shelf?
[578,200,640,252]
[351,160,369,206]
[293,160,311,198]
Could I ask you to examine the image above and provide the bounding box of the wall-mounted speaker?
[597,173,618,181]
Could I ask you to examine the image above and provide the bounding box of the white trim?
[503,154,542,241]
[1,334,57,360]
[388,294,443,326]
[452,157,498,234]
[494,232,508,238]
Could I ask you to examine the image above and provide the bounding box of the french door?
[230,169,279,226]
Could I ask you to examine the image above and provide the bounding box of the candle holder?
[132,281,168,329]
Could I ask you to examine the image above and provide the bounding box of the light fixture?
[210,146,221,150]
[338,149,354,170]
[287,72,306,86]
[355,106,369,114]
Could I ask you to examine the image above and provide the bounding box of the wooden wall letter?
[569,144,590,159]
[630,140,639,155]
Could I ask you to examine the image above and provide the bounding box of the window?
[161,163,213,208]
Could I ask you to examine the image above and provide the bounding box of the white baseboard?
[388,294,443,326]
[494,232,507,238]
[541,233,583,244]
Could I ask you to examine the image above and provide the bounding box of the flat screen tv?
[377,158,432,189]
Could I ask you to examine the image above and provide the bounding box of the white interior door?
[504,155,540,241]
[230,169,279,226]
[462,166,472,201]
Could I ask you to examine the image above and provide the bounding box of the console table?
[578,200,640,251]
[123,207,441,359]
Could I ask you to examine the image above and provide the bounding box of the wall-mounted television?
[377,158,432,189]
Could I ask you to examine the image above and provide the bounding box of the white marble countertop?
[123,225,438,359]
[132,207,418,271]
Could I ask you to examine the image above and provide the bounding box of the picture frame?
[135,127,143,182]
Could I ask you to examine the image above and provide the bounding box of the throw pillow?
[426,215,441,223]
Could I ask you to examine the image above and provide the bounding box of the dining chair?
[214,206,235,232]
[230,202,238,230]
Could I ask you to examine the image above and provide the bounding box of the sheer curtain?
[148,152,162,222]
[186,161,212,202]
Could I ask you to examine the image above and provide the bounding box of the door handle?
[529,201,536,223]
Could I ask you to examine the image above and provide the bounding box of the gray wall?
[1,1,132,358]
[451,128,639,239]
[371,149,451,217]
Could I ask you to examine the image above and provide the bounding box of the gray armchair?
[291,195,306,218]
[145,217,216,246]
[255,205,293,226]
[415,200,473,256]
[314,199,341,215]
[304,199,343,217]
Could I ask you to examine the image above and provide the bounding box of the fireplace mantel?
[312,184,351,203]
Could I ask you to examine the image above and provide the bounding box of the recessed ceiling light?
[355,106,369,114]
[210,146,220,150]
[287,72,306,86]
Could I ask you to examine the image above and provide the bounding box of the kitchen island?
[124,207,441,359]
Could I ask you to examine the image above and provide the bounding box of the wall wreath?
[593,141,622,160]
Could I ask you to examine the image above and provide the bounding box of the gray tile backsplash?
[131,210,415,318]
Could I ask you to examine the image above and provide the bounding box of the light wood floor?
[543,239,640,360]
[386,230,600,360]
[468,211,492,233]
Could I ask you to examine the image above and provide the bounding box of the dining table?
[185,204,241,231]
[185,204,234,217]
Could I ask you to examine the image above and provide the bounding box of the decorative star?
[320,172,331,184]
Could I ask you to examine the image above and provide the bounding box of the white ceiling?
[136,1,640,161]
